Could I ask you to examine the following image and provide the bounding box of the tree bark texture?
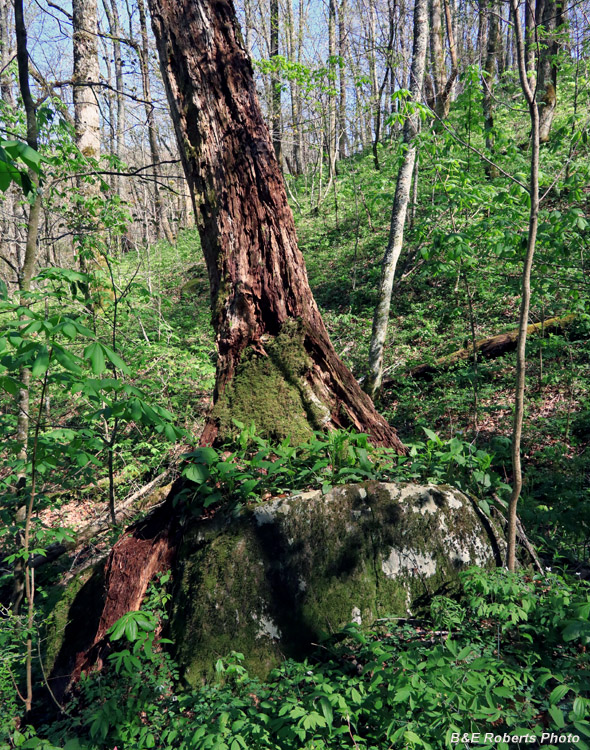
[72,0,100,161]
[147,0,404,451]
[365,0,428,399]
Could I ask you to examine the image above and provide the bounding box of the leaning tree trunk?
[147,0,404,451]
[61,0,404,691]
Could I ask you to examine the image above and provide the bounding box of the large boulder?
[171,481,504,684]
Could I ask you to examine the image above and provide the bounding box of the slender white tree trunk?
[73,0,100,161]
[366,0,428,399]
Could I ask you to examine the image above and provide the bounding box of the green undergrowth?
[180,423,510,517]
[14,568,590,750]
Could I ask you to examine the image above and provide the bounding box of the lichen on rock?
[171,481,504,682]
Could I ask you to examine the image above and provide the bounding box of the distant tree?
[270,0,282,165]
[365,0,428,398]
[147,0,405,450]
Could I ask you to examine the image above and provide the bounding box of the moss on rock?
[171,482,504,683]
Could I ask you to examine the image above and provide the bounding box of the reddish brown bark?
[58,0,404,690]
[148,0,404,452]
[55,494,180,693]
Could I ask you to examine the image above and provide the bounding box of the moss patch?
[212,321,322,444]
[42,564,105,681]
[171,482,503,684]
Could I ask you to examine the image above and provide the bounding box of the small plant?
[180,424,509,516]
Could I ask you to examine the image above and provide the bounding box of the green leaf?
[548,704,565,729]
[404,730,424,745]
[319,696,333,726]
[573,697,587,720]
[102,344,130,374]
[164,423,177,442]
[53,345,82,374]
[108,619,127,641]
[422,427,441,444]
[125,617,138,641]
[62,322,77,340]
[184,463,210,483]
[0,375,20,395]
[84,342,106,374]
[31,348,50,377]
[549,684,570,704]
[184,446,218,465]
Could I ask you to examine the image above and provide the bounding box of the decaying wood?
[29,470,173,570]
[64,0,406,690]
[388,314,576,383]
[64,486,182,688]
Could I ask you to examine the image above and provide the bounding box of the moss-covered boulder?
[171,481,504,684]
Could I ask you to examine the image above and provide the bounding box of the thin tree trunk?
[13,0,42,715]
[148,0,405,450]
[270,0,282,165]
[286,0,301,174]
[366,0,428,399]
[0,0,17,282]
[537,0,560,142]
[137,0,175,244]
[482,0,500,175]
[12,0,42,617]
[338,0,348,160]
[102,0,125,197]
[72,0,100,161]
[372,3,395,171]
[507,0,540,572]
[429,0,445,108]
[72,0,101,277]
[328,0,338,177]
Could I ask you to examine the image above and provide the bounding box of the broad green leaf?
[84,342,106,374]
[548,704,565,729]
[53,345,82,375]
[102,344,130,374]
[549,684,570,704]
[184,463,210,483]
[31,348,50,377]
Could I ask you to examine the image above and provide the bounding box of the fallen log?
[29,470,174,569]
[387,314,576,384]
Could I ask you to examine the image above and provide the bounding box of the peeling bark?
[65,0,405,686]
[66,491,181,687]
[148,0,404,451]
